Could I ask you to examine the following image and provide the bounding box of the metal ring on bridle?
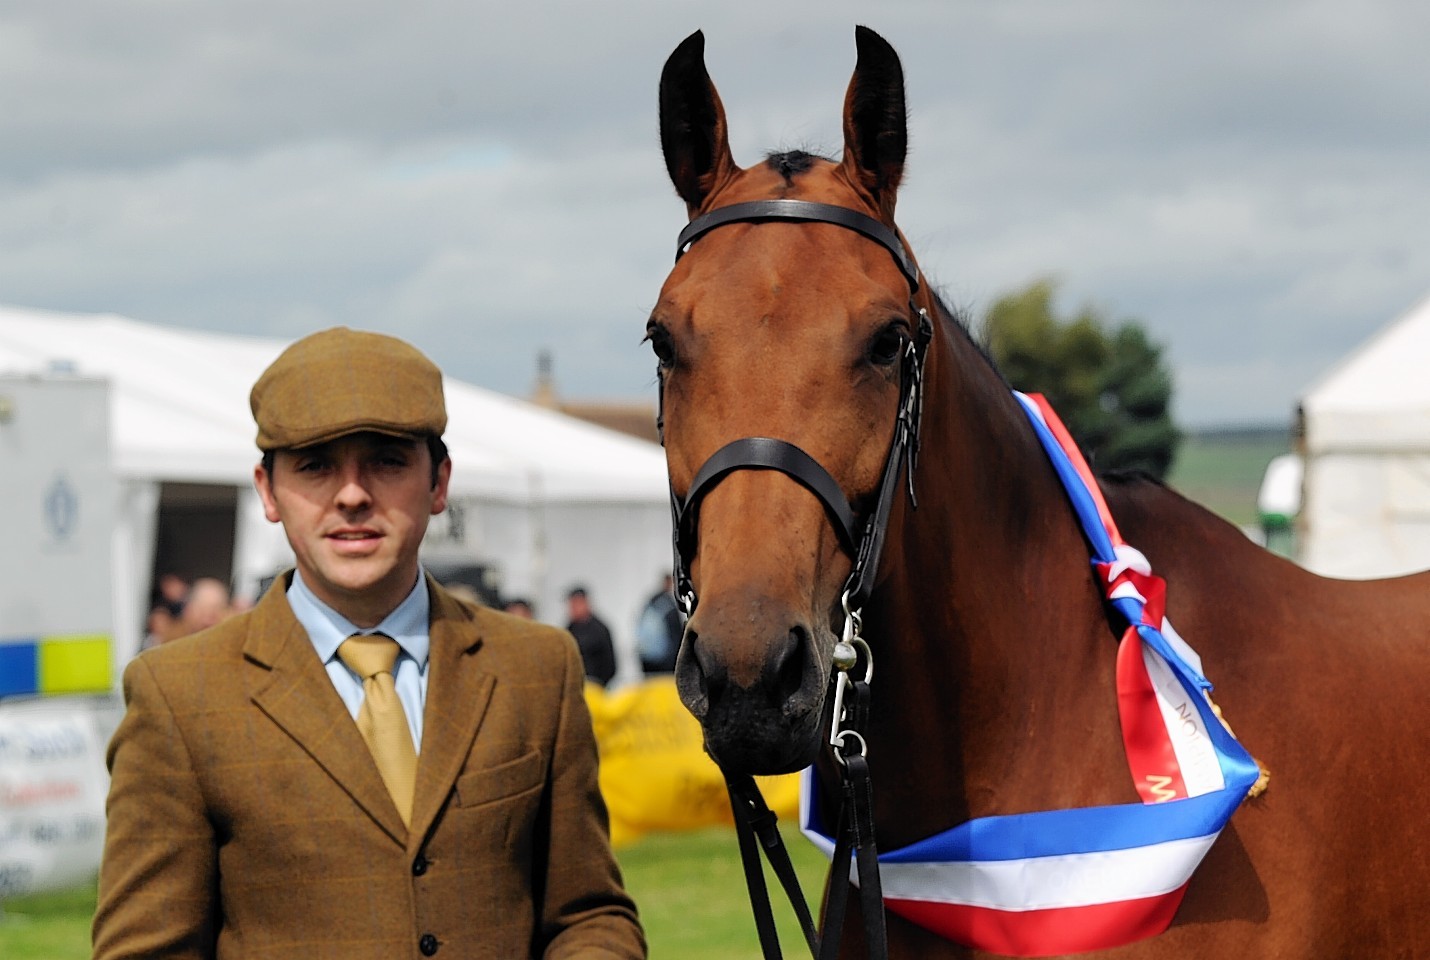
[831,635,872,686]
[840,589,861,637]
[832,729,868,765]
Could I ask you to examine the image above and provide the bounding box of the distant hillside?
[1165,424,1293,526]
[1183,423,1294,445]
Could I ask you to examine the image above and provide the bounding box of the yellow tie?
[338,634,418,826]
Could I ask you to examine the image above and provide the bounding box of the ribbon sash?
[800,391,1261,958]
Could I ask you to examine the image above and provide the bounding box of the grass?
[620,824,829,959]
[0,883,97,960]
[0,824,828,960]
[1165,428,1292,527]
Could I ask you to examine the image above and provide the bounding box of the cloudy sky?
[3,1,1426,427]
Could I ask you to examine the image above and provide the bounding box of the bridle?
[658,198,935,960]
[664,199,933,620]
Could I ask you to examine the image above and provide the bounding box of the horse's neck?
[858,324,1132,846]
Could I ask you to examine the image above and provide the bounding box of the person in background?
[141,573,191,649]
[169,577,234,640]
[440,582,484,606]
[156,572,190,609]
[142,603,179,650]
[565,586,616,688]
[93,327,644,959]
[143,574,233,649]
[503,597,535,620]
[636,574,682,675]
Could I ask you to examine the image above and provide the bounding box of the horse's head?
[652,27,926,775]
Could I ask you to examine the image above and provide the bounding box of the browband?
[676,199,920,293]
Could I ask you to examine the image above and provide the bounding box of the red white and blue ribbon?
[800,391,1262,957]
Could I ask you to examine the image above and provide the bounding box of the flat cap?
[251,327,447,451]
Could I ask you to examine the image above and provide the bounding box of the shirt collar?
[288,567,431,671]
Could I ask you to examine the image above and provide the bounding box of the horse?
[649,25,1430,960]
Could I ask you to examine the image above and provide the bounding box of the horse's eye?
[645,323,677,370]
[867,325,906,366]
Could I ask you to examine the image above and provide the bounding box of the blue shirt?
[287,568,430,752]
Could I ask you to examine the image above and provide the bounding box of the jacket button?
[419,933,439,956]
[412,854,429,876]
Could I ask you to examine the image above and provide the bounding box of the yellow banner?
[585,676,801,847]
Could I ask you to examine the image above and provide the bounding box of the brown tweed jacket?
[92,573,645,959]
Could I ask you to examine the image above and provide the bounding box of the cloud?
[1,0,1427,426]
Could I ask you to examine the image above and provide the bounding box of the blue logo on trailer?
[44,474,78,542]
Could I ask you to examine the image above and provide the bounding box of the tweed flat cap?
[251,327,447,451]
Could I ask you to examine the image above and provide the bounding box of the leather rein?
[659,199,935,960]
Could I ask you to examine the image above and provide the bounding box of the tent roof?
[0,305,667,502]
[1301,291,1430,453]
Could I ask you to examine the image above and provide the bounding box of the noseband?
[664,199,934,619]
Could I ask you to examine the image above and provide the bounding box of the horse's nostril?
[771,624,810,705]
[674,629,713,718]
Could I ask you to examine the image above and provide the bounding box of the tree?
[982,279,1180,479]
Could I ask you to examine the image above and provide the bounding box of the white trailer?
[0,374,118,900]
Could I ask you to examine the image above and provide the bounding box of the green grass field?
[0,883,97,960]
[0,824,828,960]
[621,824,829,958]
[1165,427,1292,527]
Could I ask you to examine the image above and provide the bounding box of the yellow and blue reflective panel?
[0,635,112,696]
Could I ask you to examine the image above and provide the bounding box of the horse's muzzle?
[674,614,828,775]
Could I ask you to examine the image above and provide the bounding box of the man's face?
[254,432,451,626]
[568,593,591,622]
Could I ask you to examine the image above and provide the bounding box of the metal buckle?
[829,589,874,764]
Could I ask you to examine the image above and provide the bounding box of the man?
[502,597,535,620]
[565,586,616,688]
[170,577,234,639]
[93,328,645,959]
[635,574,682,675]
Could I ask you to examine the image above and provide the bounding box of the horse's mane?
[925,289,1170,487]
[928,286,981,357]
[1099,467,1167,488]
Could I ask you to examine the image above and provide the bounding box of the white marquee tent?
[0,305,673,681]
[1298,291,1430,578]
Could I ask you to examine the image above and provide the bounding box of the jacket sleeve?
[92,656,219,960]
[537,639,647,958]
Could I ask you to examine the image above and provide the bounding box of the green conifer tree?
[982,279,1180,479]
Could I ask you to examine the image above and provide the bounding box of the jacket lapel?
[409,577,495,845]
[245,576,409,846]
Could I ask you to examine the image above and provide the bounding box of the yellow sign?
[585,677,801,847]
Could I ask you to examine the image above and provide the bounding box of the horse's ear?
[841,26,907,219]
[660,30,737,214]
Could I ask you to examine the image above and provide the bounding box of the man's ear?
[431,456,453,514]
[253,461,282,523]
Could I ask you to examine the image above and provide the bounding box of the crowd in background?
[142,573,251,649]
[143,569,685,686]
